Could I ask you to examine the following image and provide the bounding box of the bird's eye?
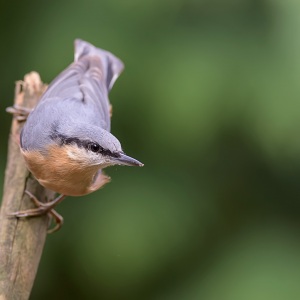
[89,143,100,153]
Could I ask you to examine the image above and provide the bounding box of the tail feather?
[74,39,124,91]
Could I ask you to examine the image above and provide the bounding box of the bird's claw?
[6,105,32,121]
[8,190,66,233]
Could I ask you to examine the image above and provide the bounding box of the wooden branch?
[0,73,56,300]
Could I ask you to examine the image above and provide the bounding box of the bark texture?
[0,72,55,300]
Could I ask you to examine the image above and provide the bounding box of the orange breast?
[21,145,108,196]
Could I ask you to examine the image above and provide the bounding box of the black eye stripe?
[49,130,120,158]
[86,142,120,157]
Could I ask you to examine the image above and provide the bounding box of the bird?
[9,39,143,232]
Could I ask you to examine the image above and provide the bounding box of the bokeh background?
[1,0,300,299]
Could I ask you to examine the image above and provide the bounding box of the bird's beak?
[114,153,144,167]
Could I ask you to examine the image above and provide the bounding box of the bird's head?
[49,124,143,170]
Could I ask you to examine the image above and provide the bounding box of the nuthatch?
[9,39,143,231]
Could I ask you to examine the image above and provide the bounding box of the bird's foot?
[8,190,66,233]
[6,105,32,121]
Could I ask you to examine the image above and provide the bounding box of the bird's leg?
[25,190,66,210]
[6,105,33,145]
[9,191,66,217]
[6,105,33,121]
[8,191,66,233]
[25,191,65,233]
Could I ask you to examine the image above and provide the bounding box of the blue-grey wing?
[40,40,124,132]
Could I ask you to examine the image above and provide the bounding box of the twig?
[0,72,56,300]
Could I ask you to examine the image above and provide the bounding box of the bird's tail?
[74,39,124,91]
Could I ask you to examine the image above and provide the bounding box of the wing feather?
[39,40,124,132]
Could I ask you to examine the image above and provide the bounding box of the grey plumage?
[21,39,124,154]
[10,39,142,230]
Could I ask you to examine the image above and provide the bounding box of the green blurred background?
[2,0,300,299]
